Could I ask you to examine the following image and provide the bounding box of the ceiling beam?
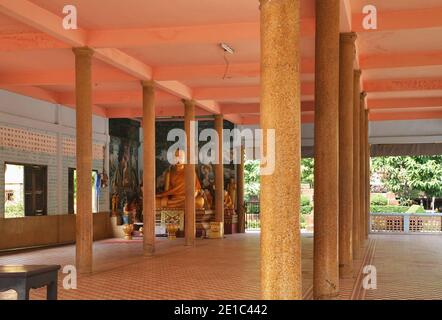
[353,7,442,33]
[193,84,314,100]
[369,109,442,121]
[0,0,220,116]
[58,90,177,106]
[360,51,442,70]
[0,67,138,86]
[0,32,69,51]
[88,19,315,48]
[368,98,442,110]
[340,0,352,32]
[365,78,442,92]
[0,0,86,46]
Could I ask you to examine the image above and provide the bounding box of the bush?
[371,194,388,206]
[300,214,306,229]
[5,202,24,218]
[301,205,313,215]
[406,205,426,214]
[301,195,311,206]
[370,205,409,213]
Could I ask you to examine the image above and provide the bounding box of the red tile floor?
[0,233,441,300]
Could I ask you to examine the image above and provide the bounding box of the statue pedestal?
[155,208,216,238]
[224,208,238,234]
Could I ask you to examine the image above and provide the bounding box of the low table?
[0,265,61,300]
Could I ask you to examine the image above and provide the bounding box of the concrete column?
[55,105,63,214]
[359,92,367,246]
[184,99,196,246]
[338,32,356,278]
[142,80,156,256]
[214,114,224,224]
[237,145,245,233]
[313,0,340,299]
[352,70,362,258]
[260,0,302,300]
[73,47,94,274]
[365,106,370,239]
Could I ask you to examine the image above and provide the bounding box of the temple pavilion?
[0,0,442,300]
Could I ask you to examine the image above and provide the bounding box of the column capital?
[72,47,94,57]
[340,32,357,44]
[214,114,224,120]
[141,80,155,88]
[181,99,196,107]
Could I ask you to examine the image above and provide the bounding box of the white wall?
[0,89,110,217]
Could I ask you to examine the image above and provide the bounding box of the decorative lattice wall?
[0,126,57,154]
[62,136,104,160]
[0,126,104,160]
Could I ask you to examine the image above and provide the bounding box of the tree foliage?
[244,159,260,201]
[371,156,442,205]
[301,158,314,187]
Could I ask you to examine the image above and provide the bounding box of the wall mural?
[109,119,141,218]
[155,120,236,210]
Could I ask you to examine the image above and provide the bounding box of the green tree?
[371,156,442,205]
[244,159,260,201]
[301,158,314,187]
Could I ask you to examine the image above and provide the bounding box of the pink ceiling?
[0,0,440,122]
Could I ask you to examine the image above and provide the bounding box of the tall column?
[352,70,362,258]
[73,47,94,274]
[359,92,367,246]
[364,105,370,240]
[260,0,302,300]
[142,80,156,256]
[237,145,245,233]
[338,32,356,278]
[313,0,340,299]
[214,114,224,224]
[184,99,196,246]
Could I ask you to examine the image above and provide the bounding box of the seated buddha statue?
[156,149,205,209]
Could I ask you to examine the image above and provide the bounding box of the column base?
[339,264,354,279]
[313,293,340,300]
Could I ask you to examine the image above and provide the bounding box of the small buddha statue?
[156,149,205,209]
[227,178,237,209]
[224,190,234,209]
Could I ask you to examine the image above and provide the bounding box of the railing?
[245,201,260,231]
[370,213,442,233]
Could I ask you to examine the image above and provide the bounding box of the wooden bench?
[0,265,61,300]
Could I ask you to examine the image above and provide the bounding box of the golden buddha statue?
[224,190,234,209]
[156,149,205,209]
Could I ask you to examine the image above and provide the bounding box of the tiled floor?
[0,233,441,300]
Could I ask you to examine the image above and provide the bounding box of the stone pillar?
[142,80,156,256]
[352,70,362,258]
[73,47,94,274]
[237,145,246,233]
[260,0,302,300]
[359,92,367,246]
[364,105,370,240]
[313,0,340,299]
[214,114,224,224]
[184,99,196,246]
[338,32,356,278]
